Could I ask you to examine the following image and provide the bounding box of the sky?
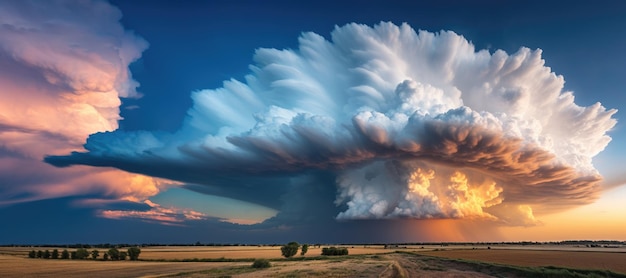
[1,0,625,244]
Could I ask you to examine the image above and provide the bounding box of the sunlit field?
[2,244,626,277]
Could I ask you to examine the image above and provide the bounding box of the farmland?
[1,244,626,277]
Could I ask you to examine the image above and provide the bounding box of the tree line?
[28,247,141,261]
[280,242,348,258]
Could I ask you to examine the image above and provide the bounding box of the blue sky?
[1,0,625,244]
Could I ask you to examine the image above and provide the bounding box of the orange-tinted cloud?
[100,200,208,226]
[0,0,167,208]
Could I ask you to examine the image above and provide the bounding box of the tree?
[52,249,59,259]
[91,249,99,260]
[70,251,77,260]
[119,251,127,260]
[76,248,89,260]
[301,244,309,256]
[61,249,69,259]
[37,250,43,258]
[108,248,120,260]
[28,250,36,258]
[280,242,299,258]
[127,247,141,261]
[103,253,109,261]
[43,250,50,259]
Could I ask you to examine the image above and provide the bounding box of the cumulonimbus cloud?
[47,22,617,226]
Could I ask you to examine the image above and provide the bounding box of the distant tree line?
[28,247,141,261]
[321,246,349,256]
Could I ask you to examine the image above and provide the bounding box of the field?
[1,245,626,277]
[423,249,626,274]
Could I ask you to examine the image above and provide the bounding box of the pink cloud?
[99,200,208,226]
[0,0,165,208]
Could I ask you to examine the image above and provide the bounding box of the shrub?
[321,247,348,256]
[281,242,299,258]
[119,251,127,260]
[301,244,309,256]
[61,249,69,259]
[251,258,271,268]
[91,249,99,260]
[28,250,36,258]
[127,247,141,260]
[108,248,120,260]
[76,248,89,260]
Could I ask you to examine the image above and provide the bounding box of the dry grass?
[3,245,626,277]
[423,249,626,274]
[0,254,248,278]
[138,245,392,260]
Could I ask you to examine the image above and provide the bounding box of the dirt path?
[378,259,408,278]
[387,253,495,278]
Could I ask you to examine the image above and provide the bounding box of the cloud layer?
[47,22,617,226]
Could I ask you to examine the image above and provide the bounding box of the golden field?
[1,244,625,277]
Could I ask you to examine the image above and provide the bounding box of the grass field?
[1,245,626,277]
[422,248,626,274]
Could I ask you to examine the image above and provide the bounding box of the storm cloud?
[47,22,617,226]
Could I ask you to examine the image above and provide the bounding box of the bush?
[321,247,348,256]
[127,247,141,260]
[281,242,299,258]
[28,250,36,258]
[108,248,120,260]
[251,258,271,268]
[301,244,309,256]
[76,248,89,260]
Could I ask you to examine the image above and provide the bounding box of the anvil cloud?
[47,22,617,226]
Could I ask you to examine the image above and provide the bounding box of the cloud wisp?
[47,22,617,226]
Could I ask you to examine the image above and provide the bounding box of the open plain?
[1,244,626,277]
